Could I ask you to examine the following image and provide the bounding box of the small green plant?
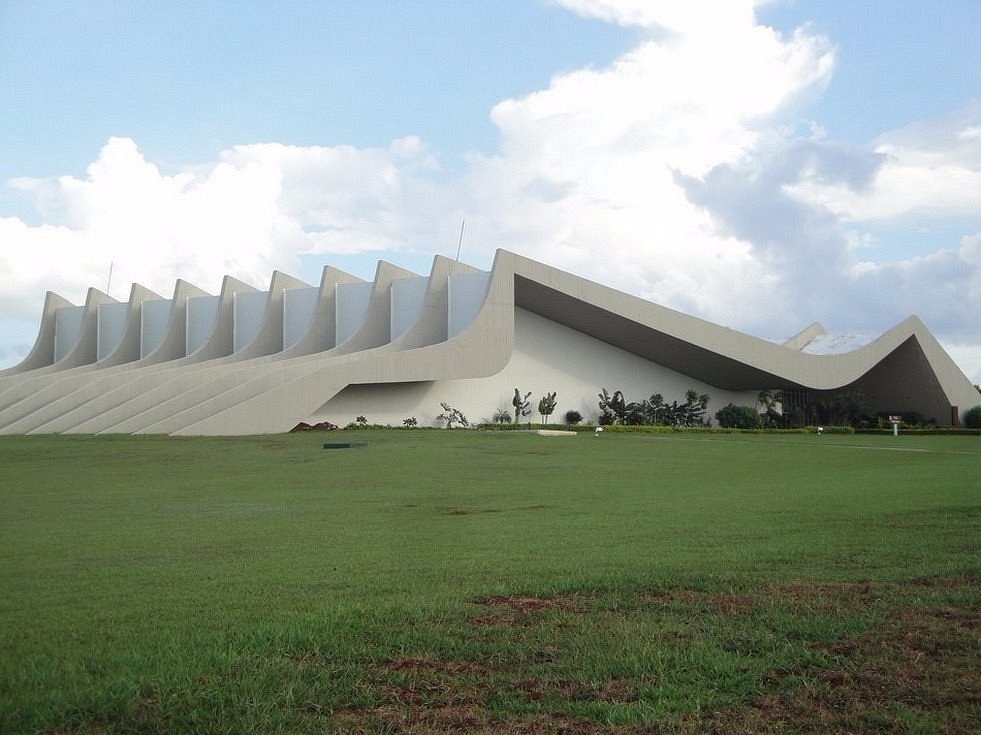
[436,402,470,429]
[538,391,557,425]
[756,389,783,428]
[491,407,512,424]
[402,417,418,427]
[355,415,368,426]
[512,389,532,424]
[598,388,628,425]
[677,389,710,427]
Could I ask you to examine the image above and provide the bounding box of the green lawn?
[1,430,978,733]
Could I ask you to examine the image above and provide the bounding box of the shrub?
[512,389,532,424]
[597,388,629,425]
[436,402,470,429]
[715,403,762,429]
[538,391,557,425]
[491,407,512,424]
[965,405,981,429]
[565,410,582,425]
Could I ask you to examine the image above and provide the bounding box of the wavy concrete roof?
[0,250,975,434]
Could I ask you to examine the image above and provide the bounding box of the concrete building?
[0,250,976,434]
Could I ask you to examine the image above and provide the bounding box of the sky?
[1,0,979,384]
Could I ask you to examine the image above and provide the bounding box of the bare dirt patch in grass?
[510,676,639,705]
[470,593,592,626]
[333,576,978,733]
[645,576,976,616]
[334,706,627,734]
[700,602,979,734]
[385,656,494,677]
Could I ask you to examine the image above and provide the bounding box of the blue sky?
[0,1,631,187]
[1,0,979,382]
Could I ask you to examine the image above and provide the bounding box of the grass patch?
[0,430,978,733]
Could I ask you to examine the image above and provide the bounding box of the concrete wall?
[2,250,976,434]
[186,295,219,356]
[390,277,429,340]
[96,302,129,361]
[335,282,374,346]
[448,271,491,339]
[233,291,269,353]
[282,287,319,350]
[316,308,758,427]
[141,299,172,358]
[54,306,85,363]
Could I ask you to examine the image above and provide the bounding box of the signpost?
[888,415,901,436]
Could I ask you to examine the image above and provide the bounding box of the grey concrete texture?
[0,249,976,434]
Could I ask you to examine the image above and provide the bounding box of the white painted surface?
[5,251,974,435]
[317,308,758,427]
[335,282,373,346]
[282,287,319,350]
[54,305,84,362]
[186,295,219,356]
[390,277,428,340]
[448,271,490,338]
[803,333,878,354]
[140,299,172,358]
[96,302,129,360]
[233,290,269,353]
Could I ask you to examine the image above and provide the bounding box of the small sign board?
[888,415,901,424]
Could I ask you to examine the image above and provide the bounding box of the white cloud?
[220,137,453,257]
[1,2,978,385]
[942,342,981,386]
[450,3,834,326]
[0,136,448,319]
[785,103,981,221]
[551,0,757,34]
[1,137,299,313]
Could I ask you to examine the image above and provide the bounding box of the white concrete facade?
[0,250,976,434]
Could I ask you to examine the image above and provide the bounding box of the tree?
[598,388,629,424]
[538,391,557,425]
[965,405,981,429]
[641,392,665,425]
[436,402,469,428]
[512,389,532,424]
[716,403,762,429]
[677,389,710,427]
[756,389,782,428]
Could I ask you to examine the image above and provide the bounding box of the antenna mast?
[455,219,466,261]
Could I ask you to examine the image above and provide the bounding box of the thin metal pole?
[455,219,465,261]
[106,261,114,294]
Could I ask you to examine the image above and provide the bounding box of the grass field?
[0,430,978,733]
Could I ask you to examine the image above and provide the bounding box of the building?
[0,250,975,434]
